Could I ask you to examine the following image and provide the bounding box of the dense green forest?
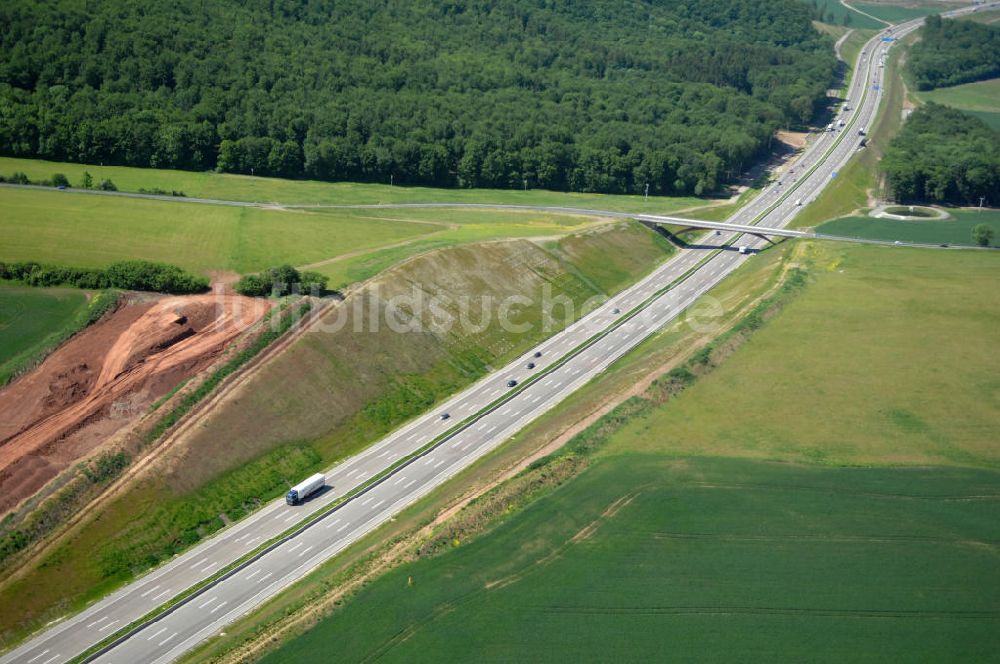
[908,15,1000,91]
[0,0,837,195]
[882,103,1000,205]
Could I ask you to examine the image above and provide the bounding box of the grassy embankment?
[0,221,680,648]
[254,240,1000,662]
[0,285,118,385]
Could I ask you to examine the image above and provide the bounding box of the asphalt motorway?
[4,7,994,663]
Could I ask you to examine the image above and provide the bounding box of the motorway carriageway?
[5,6,994,663]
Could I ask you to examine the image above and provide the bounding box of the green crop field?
[808,0,885,28]
[0,284,89,383]
[0,156,713,214]
[258,239,1000,662]
[818,209,1000,245]
[0,187,619,286]
[916,77,1000,131]
[261,456,1000,663]
[853,2,947,23]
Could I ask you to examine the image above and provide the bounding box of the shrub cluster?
[0,260,208,294]
[234,264,328,297]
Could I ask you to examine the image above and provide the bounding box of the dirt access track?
[0,293,270,516]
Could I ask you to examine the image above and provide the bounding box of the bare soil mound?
[0,293,270,515]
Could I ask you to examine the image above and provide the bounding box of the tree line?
[0,0,837,196]
[1,260,209,294]
[882,103,1000,206]
[908,15,1000,90]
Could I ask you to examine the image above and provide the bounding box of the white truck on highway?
[286,473,325,505]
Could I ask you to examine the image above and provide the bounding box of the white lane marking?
[245,536,261,547]
[198,596,217,609]
[346,468,361,478]
[376,450,389,459]
[501,407,511,415]
[40,656,60,664]
[371,499,384,509]
[211,601,228,614]
[246,569,261,580]
[404,479,417,489]
[151,589,171,602]
[288,541,303,552]
[393,475,407,485]
[98,619,120,632]
[86,616,108,628]
[406,433,418,442]
[298,545,314,558]
[147,627,167,641]
[337,523,350,532]
[190,557,208,569]
[357,472,369,480]
[284,513,299,523]
[201,562,218,573]
[234,532,250,543]
[159,632,178,647]
[531,395,541,403]
[388,453,398,461]
[433,459,445,469]
[487,425,497,435]
[325,518,342,530]
[259,572,273,583]
[140,584,161,598]
[360,495,373,506]
[26,649,50,663]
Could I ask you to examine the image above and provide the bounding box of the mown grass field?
[0,156,712,214]
[818,208,1000,245]
[261,456,1000,663]
[0,284,89,383]
[0,187,619,286]
[916,77,1000,131]
[256,239,1000,661]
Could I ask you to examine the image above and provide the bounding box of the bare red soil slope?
[0,294,270,515]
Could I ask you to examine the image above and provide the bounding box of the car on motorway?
[440,412,450,420]
[612,307,620,314]
[526,362,536,369]
[738,246,749,255]
[506,379,518,388]
[796,198,803,206]
[533,351,542,358]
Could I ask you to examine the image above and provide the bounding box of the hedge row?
[0,260,209,294]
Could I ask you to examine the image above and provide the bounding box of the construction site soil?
[0,293,270,516]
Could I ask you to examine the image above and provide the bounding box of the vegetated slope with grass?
[0,284,88,383]
[0,156,714,213]
[262,457,1000,664]
[256,240,1000,662]
[0,0,836,196]
[853,1,953,23]
[0,222,674,645]
[818,208,1000,245]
